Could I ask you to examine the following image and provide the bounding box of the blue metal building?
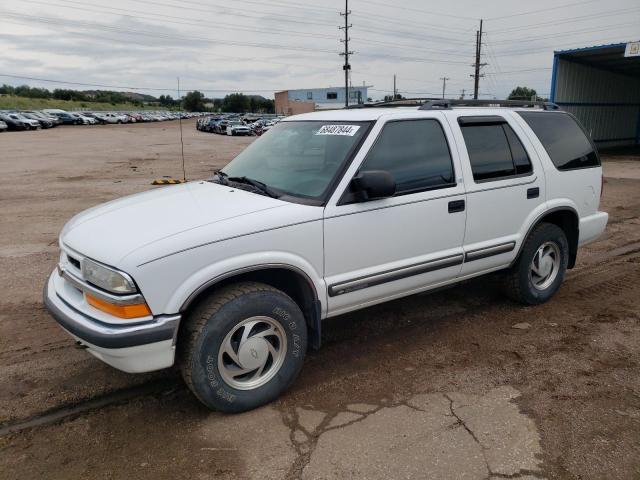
[550,41,640,147]
[284,87,369,107]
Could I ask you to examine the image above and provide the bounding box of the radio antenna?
[178,76,186,182]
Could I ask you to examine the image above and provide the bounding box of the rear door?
[323,113,467,317]
[446,112,546,276]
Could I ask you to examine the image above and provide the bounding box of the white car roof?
[282,107,544,122]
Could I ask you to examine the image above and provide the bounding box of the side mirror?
[351,170,396,201]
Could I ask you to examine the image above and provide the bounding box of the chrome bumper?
[43,271,180,350]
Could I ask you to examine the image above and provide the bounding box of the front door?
[323,115,467,317]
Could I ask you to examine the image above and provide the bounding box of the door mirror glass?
[351,170,396,201]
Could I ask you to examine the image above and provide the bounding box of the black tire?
[504,222,569,305]
[179,282,307,412]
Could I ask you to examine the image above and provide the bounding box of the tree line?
[0,84,146,106]
[0,84,275,113]
[182,91,275,113]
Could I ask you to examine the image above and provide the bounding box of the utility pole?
[339,0,353,108]
[460,88,466,100]
[393,74,397,100]
[471,19,487,100]
[440,77,450,99]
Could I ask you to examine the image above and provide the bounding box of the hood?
[61,181,287,265]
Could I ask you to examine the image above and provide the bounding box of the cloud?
[1,0,638,99]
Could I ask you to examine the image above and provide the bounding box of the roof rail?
[418,99,559,111]
[346,98,438,109]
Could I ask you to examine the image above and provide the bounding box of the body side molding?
[328,253,464,297]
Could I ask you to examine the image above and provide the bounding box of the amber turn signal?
[85,294,152,319]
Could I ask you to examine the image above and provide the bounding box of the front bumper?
[43,271,180,373]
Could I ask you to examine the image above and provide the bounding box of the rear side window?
[358,119,455,195]
[459,120,533,182]
[517,112,599,170]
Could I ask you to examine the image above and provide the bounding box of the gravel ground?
[0,121,638,479]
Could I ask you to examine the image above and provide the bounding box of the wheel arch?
[178,265,323,349]
[514,206,580,269]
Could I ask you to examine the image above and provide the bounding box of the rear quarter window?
[517,111,600,171]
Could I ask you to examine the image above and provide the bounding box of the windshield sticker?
[315,125,361,136]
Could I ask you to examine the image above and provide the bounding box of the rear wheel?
[504,222,569,305]
[179,282,307,412]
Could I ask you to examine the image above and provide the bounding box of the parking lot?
[1,120,639,479]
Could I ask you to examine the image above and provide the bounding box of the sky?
[0,0,639,101]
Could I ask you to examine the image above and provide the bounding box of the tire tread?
[504,222,567,304]
[179,282,283,400]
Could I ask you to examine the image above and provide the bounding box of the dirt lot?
[0,121,639,479]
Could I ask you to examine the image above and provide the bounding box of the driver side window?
[358,119,456,195]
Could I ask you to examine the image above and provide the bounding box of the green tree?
[182,90,206,111]
[257,98,274,113]
[222,93,250,113]
[0,84,15,95]
[212,98,223,112]
[508,86,538,100]
[159,94,177,107]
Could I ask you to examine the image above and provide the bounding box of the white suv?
[44,100,608,412]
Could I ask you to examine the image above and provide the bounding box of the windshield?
[221,121,370,200]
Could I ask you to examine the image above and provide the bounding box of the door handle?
[527,187,540,199]
[448,199,465,213]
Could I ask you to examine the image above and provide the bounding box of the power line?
[17,0,476,60]
[0,11,337,54]
[484,67,552,75]
[21,0,336,42]
[488,6,640,34]
[486,0,601,21]
[488,21,639,45]
[363,0,478,21]
[1,12,475,67]
[0,73,289,93]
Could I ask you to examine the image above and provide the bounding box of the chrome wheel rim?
[529,241,561,290]
[218,316,287,391]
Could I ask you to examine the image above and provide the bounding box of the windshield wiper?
[228,176,280,199]
[213,170,229,185]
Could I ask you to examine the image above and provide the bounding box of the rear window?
[517,112,599,171]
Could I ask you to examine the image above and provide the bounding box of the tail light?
[600,173,604,199]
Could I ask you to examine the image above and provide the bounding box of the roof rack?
[349,98,559,111]
[346,98,437,109]
[419,99,559,110]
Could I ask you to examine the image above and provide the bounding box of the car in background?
[100,113,126,124]
[20,112,54,129]
[226,120,251,136]
[70,113,96,125]
[0,120,8,132]
[205,118,222,133]
[7,112,40,130]
[23,111,59,127]
[214,119,228,134]
[0,113,28,131]
[51,112,82,125]
[82,112,107,125]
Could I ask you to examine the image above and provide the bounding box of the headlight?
[82,258,137,294]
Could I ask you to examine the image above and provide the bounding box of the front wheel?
[179,282,307,412]
[504,222,569,305]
